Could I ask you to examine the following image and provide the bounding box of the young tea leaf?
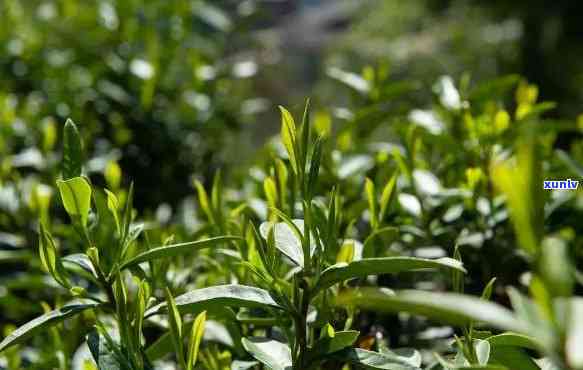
[56,176,92,227]
[186,311,207,370]
[165,288,186,368]
[62,118,83,180]
[279,106,299,176]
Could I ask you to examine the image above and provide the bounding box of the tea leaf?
[259,219,309,268]
[331,348,421,370]
[490,346,539,370]
[62,118,83,180]
[165,288,186,368]
[379,172,398,222]
[145,285,282,317]
[56,177,92,227]
[337,289,526,333]
[241,337,292,370]
[486,333,540,351]
[365,178,378,229]
[186,311,207,370]
[0,302,99,352]
[315,257,466,294]
[121,236,242,270]
[279,106,299,175]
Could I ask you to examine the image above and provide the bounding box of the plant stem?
[294,282,311,370]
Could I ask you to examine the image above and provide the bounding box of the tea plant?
[337,82,583,370]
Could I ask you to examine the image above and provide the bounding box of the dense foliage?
[2,2,583,370]
[2,70,583,369]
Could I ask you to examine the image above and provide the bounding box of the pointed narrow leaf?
[194,180,215,224]
[336,289,526,332]
[121,236,241,270]
[307,136,323,197]
[332,348,421,370]
[186,311,206,370]
[0,302,99,352]
[62,118,83,179]
[165,288,186,367]
[57,177,92,227]
[242,337,292,370]
[145,285,281,317]
[279,106,299,175]
[379,173,398,222]
[365,178,378,229]
[315,257,465,294]
[300,98,311,169]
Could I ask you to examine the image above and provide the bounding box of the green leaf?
[87,329,130,370]
[194,180,215,224]
[104,189,121,235]
[279,106,299,176]
[264,176,279,210]
[481,278,497,301]
[259,219,311,269]
[331,348,421,369]
[336,242,355,264]
[165,288,186,368]
[62,253,97,278]
[365,178,378,229]
[39,223,70,288]
[307,330,359,362]
[186,311,206,370]
[300,98,311,172]
[62,118,83,180]
[315,257,466,294]
[56,177,92,227]
[241,337,292,370]
[379,172,398,222]
[145,285,282,317]
[307,136,323,198]
[490,346,539,370]
[121,236,241,270]
[336,289,526,333]
[486,333,541,351]
[0,301,99,352]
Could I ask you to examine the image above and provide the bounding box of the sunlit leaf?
[242,337,292,370]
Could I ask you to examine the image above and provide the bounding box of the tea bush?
[1,69,583,370]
